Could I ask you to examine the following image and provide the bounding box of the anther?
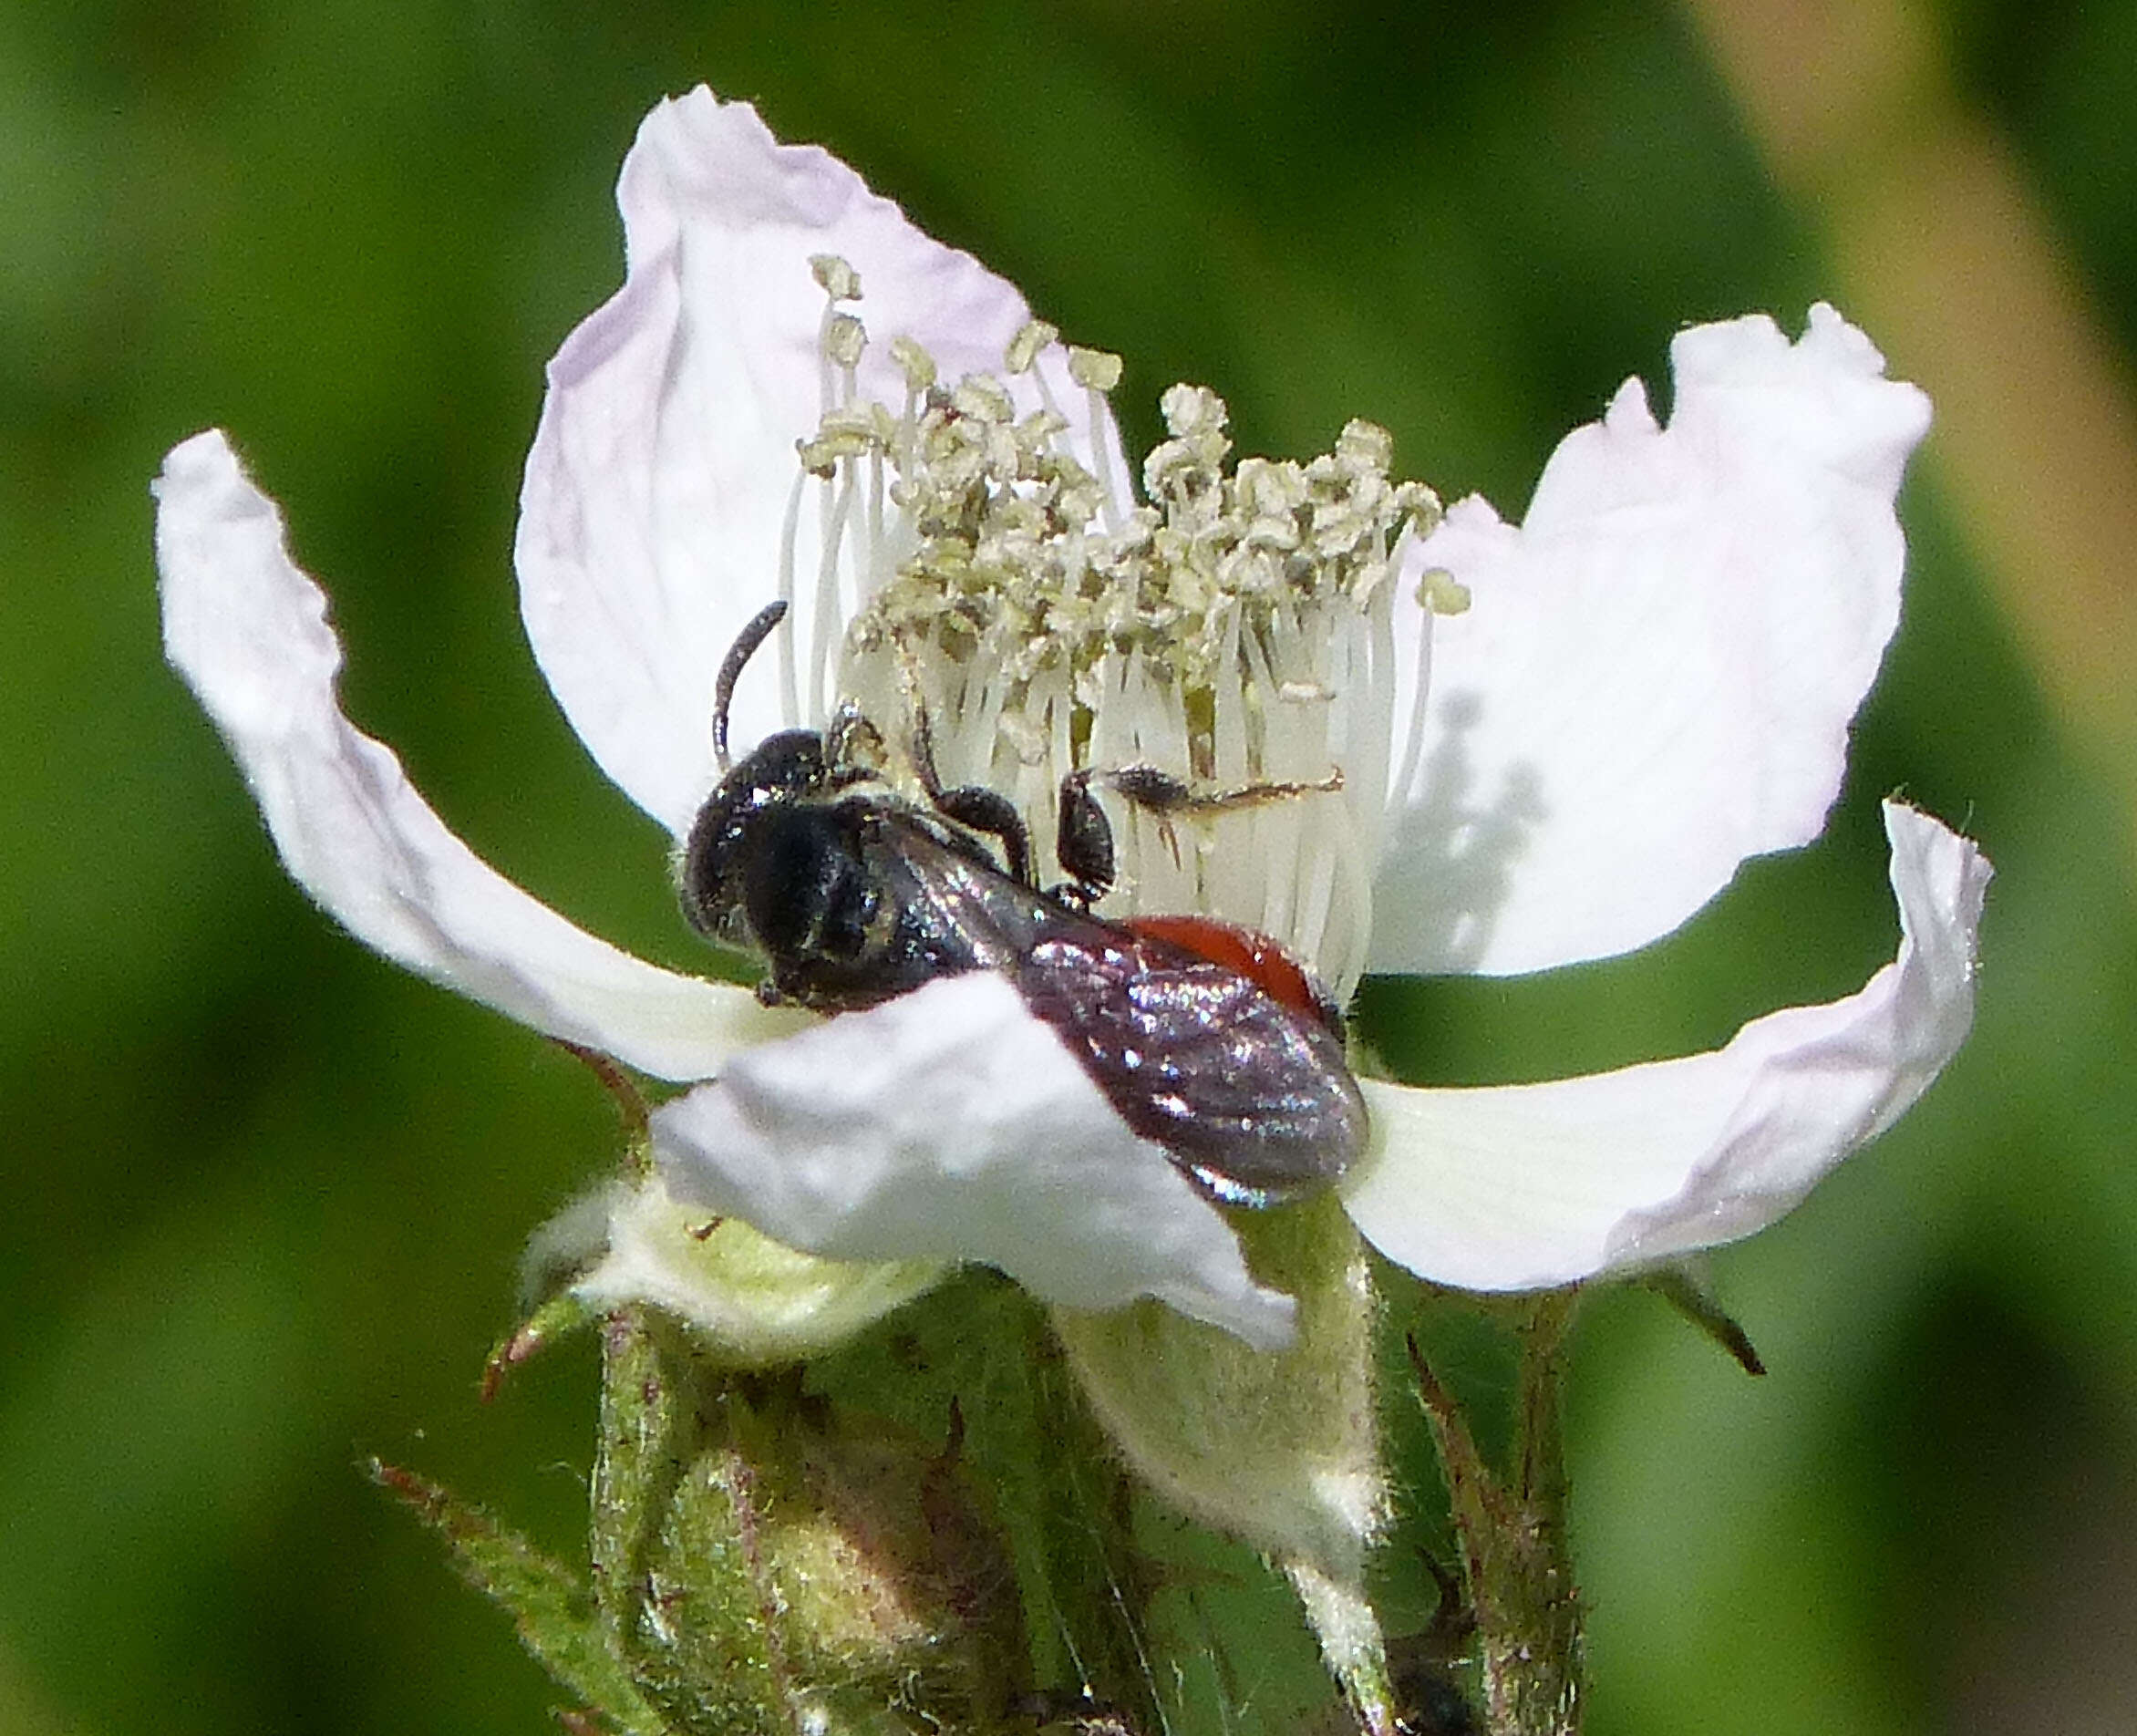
[1420,569,1471,615]
[823,312,867,369]
[890,336,936,393]
[951,376,1015,424]
[1005,319,1058,374]
[1336,418,1394,472]
[1068,346,1122,393]
[809,254,862,301]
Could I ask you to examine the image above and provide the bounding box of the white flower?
[154,88,1988,1358]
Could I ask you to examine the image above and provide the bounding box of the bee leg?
[1104,764,1345,816]
[907,697,1033,884]
[934,785,1031,884]
[1053,765,1345,904]
[1053,768,1115,907]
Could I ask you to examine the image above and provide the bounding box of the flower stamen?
[778,261,1441,993]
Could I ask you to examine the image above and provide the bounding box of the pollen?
[771,258,1443,997]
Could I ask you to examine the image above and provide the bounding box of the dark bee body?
[681,606,1368,1207]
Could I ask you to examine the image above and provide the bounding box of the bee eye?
[679,730,830,942]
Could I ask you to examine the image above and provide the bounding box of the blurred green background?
[5,0,2134,1731]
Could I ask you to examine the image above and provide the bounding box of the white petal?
[155,429,800,1082]
[516,88,1131,838]
[1373,306,1933,976]
[1343,802,1988,1289]
[651,972,1297,1349]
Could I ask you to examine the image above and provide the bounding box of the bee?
[679,602,1368,1207]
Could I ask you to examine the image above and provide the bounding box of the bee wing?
[857,820,1367,1205]
[869,816,1054,973]
[1016,937,1368,1206]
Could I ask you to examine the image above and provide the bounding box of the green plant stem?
[1409,1294,1584,1736]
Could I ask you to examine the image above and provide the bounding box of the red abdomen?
[1121,914,1347,1037]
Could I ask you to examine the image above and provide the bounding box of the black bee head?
[740,801,883,965]
[677,728,831,948]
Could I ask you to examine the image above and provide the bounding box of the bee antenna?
[714,600,790,773]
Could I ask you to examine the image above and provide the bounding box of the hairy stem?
[1409,1293,1585,1736]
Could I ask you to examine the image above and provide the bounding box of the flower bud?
[603,1316,1026,1732]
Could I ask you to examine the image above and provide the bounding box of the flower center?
[776,255,1444,997]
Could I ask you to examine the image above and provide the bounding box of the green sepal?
[1641,1260,1766,1377]
[367,1459,666,1736]
[1051,1194,1394,1731]
[566,1176,945,1368]
[1052,1194,1384,1574]
[1007,1327,1167,1732]
[482,1289,600,1401]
